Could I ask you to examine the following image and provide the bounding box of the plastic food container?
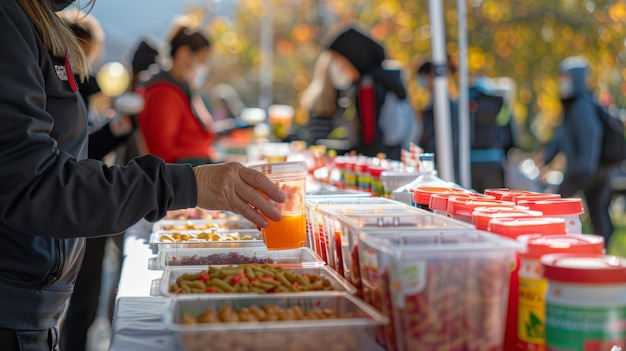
[488,217,567,351]
[357,229,523,351]
[518,198,584,234]
[411,186,470,210]
[471,206,543,231]
[317,204,416,275]
[164,208,245,220]
[500,191,561,203]
[149,229,264,254]
[515,235,604,350]
[248,161,308,250]
[165,292,389,351]
[429,192,495,216]
[446,198,516,223]
[152,218,257,233]
[160,264,357,297]
[304,197,403,266]
[157,247,324,268]
[542,253,626,351]
[333,210,473,300]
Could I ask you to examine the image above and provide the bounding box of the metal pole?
[428,0,455,182]
[457,0,471,189]
[259,0,273,110]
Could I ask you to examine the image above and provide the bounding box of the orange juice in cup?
[268,104,294,139]
[249,161,307,250]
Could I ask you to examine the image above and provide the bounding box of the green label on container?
[545,304,626,351]
[518,277,548,349]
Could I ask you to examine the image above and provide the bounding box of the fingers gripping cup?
[249,161,307,250]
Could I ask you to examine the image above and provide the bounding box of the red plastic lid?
[447,198,515,218]
[501,191,561,204]
[356,163,370,173]
[519,234,605,259]
[429,193,495,212]
[471,206,543,231]
[488,217,567,239]
[484,188,510,200]
[334,156,346,168]
[368,166,385,178]
[517,198,584,216]
[412,187,468,206]
[542,253,626,284]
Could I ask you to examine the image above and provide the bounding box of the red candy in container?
[517,198,584,234]
[488,218,567,351]
[516,234,605,350]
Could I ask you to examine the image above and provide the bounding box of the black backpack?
[594,100,626,166]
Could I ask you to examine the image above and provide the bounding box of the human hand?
[193,162,286,227]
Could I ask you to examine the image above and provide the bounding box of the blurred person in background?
[301,26,417,160]
[468,75,515,192]
[137,24,218,165]
[416,59,460,183]
[541,56,613,245]
[0,1,285,350]
[208,83,246,121]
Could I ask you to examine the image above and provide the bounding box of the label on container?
[345,172,357,190]
[371,179,384,197]
[390,259,426,308]
[518,276,548,350]
[357,174,371,192]
[545,304,626,351]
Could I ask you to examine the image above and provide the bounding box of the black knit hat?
[326,27,385,74]
[131,40,160,75]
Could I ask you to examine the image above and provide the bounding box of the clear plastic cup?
[249,161,308,250]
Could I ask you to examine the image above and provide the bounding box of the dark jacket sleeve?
[88,122,132,160]
[0,3,197,239]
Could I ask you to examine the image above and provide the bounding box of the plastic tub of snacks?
[161,264,356,296]
[149,229,264,253]
[165,292,388,351]
[357,229,523,351]
[157,247,324,268]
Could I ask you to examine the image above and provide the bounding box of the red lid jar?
[488,217,567,239]
[472,206,543,231]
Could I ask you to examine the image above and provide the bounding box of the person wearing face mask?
[0,1,285,350]
[542,56,614,245]
[301,26,414,160]
[137,24,217,165]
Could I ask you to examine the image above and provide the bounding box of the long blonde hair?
[300,51,338,117]
[17,0,91,81]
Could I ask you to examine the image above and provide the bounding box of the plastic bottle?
[390,153,454,206]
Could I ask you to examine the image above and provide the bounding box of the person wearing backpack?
[542,56,614,246]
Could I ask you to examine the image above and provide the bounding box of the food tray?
[156,247,324,268]
[164,208,243,220]
[160,264,357,296]
[165,292,388,351]
[357,229,523,351]
[152,218,257,233]
[149,229,264,254]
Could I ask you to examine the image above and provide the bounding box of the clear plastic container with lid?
[390,153,456,206]
[357,229,524,351]
[517,198,584,234]
[542,253,626,351]
[471,206,543,231]
[516,234,604,351]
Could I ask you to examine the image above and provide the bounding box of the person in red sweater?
[138,26,216,164]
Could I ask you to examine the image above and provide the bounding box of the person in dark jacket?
[543,56,614,245]
[301,26,416,160]
[0,1,284,350]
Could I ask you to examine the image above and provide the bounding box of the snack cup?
[249,161,307,250]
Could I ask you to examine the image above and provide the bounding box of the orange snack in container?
[515,234,604,351]
[488,217,567,351]
[517,198,584,234]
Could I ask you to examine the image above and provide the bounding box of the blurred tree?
[187,0,626,149]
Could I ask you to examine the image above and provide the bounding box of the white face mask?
[558,77,574,98]
[191,65,210,89]
[328,60,353,90]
